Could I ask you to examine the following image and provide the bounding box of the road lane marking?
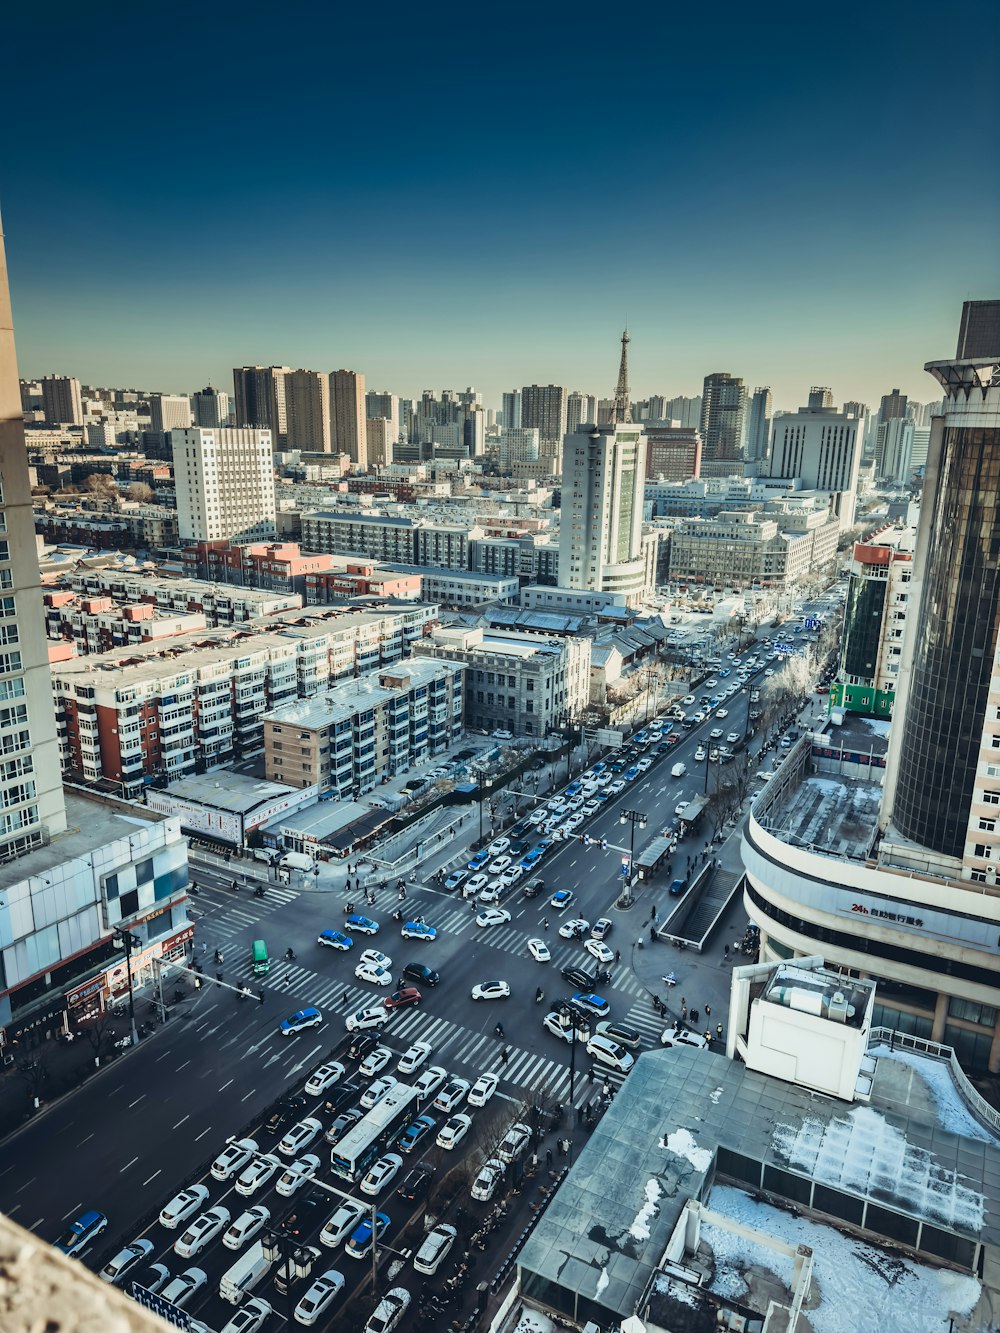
[120,1156,139,1172]
[175,1060,190,1072]
[218,1078,233,1092]
[62,1201,82,1219]
[142,1170,161,1187]
[195,1127,212,1141]
[16,1177,36,1194]
[241,1088,257,1102]
[128,1094,145,1108]
[173,1115,190,1130]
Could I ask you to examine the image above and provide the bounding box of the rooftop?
[264,658,462,730]
[157,771,306,814]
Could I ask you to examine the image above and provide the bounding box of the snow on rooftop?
[871,1045,1000,1146]
[772,1104,985,1236]
[662,1126,714,1173]
[702,1184,981,1333]
[629,1178,663,1241]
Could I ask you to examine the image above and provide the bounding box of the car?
[585,939,614,964]
[487,836,511,857]
[467,850,490,871]
[764,668,774,676]
[400,919,438,942]
[471,980,511,1001]
[591,917,613,940]
[396,1163,434,1201]
[669,878,686,895]
[346,1005,390,1032]
[726,732,741,745]
[277,1116,323,1158]
[235,1152,283,1196]
[131,1262,171,1294]
[355,960,393,986]
[542,1010,589,1043]
[212,1136,259,1180]
[468,1071,499,1107]
[359,948,393,970]
[359,1044,393,1078]
[345,1212,390,1259]
[582,799,601,817]
[607,779,626,795]
[709,727,724,739]
[321,1198,368,1248]
[280,1008,323,1037]
[174,1204,232,1258]
[414,1221,458,1276]
[433,1077,471,1112]
[549,889,575,911]
[318,929,353,951]
[160,1266,207,1309]
[325,1108,363,1145]
[360,1152,403,1196]
[499,864,523,887]
[345,915,379,936]
[160,1185,210,1230]
[223,1205,270,1251]
[624,766,640,782]
[402,962,439,987]
[527,808,547,825]
[436,1112,473,1150]
[682,695,696,704]
[705,678,718,687]
[586,1034,635,1073]
[476,907,512,928]
[365,1286,411,1333]
[591,1019,640,1050]
[661,1026,710,1049]
[636,757,653,772]
[100,1237,154,1284]
[220,1295,273,1333]
[412,1064,448,1098]
[399,1113,438,1153]
[384,986,422,1010]
[397,1040,432,1074]
[305,1061,346,1097]
[572,991,610,1018]
[694,745,706,761]
[277,1154,322,1197]
[294,1269,345,1326]
[360,1075,398,1110]
[55,1207,109,1257]
[465,872,489,893]
[497,1122,531,1164]
[444,869,468,891]
[488,855,512,874]
[263,1094,309,1135]
[528,937,551,963]
[492,728,514,740]
[559,918,590,940]
[471,1157,505,1201]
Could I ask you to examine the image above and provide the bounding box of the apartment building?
[263,659,464,795]
[172,426,276,543]
[304,563,422,602]
[644,424,702,480]
[831,527,914,717]
[667,508,836,590]
[43,592,206,655]
[182,539,336,595]
[301,510,417,562]
[34,500,179,550]
[64,568,301,625]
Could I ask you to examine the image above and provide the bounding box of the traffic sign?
[130,1285,193,1329]
[621,857,630,878]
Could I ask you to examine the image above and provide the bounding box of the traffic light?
[258,990,265,1005]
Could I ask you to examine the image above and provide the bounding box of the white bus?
[329,1083,421,1183]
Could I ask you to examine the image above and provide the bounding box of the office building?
[644,424,701,480]
[830,526,914,717]
[875,416,914,483]
[330,368,367,467]
[284,368,330,452]
[667,506,837,591]
[171,426,276,543]
[521,383,567,450]
[366,417,394,467]
[558,334,649,606]
[40,374,83,426]
[192,384,230,428]
[807,385,833,409]
[149,393,192,433]
[366,390,399,444]
[767,400,863,529]
[956,298,1000,356]
[877,386,909,428]
[699,371,747,467]
[233,365,290,446]
[745,386,772,462]
[501,389,521,430]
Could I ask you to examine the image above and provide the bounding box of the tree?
[83,473,119,503]
[126,481,155,503]
[78,1008,117,1065]
[15,1049,50,1109]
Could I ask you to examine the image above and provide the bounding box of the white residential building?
[767,402,863,530]
[171,426,276,543]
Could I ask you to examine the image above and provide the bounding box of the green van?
[252,939,270,976]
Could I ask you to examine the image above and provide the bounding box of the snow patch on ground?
[870,1046,1000,1145]
[629,1178,662,1241]
[663,1127,714,1173]
[703,1185,981,1333]
[709,1086,724,1104]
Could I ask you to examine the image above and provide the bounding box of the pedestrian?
[546,1148,553,1169]
[651,904,658,922]
[724,944,730,961]
[341,989,348,1005]
[681,994,686,1009]
[576,1105,584,1126]
[704,1029,712,1043]
[705,1003,712,1018]
[400,885,406,899]
[614,949,621,963]
[500,1047,510,1066]
[542,917,548,931]
[716,1022,723,1039]
[681,1005,688,1022]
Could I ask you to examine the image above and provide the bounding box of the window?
[983,791,1000,805]
[974,844,992,859]
[978,818,997,832]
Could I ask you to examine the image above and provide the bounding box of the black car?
[508,839,529,857]
[281,1190,325,1237]
[322,1080,362,1116]
[348,1032,379,1062]
[324,1107,363,1145]
[561,964,597,991]
[522,879,544,899]
[263,1094,308,1135]
[396,1163,433,1201]
[402,962,440,987]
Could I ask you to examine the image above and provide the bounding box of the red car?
[666,733,681,745]
[384,987,422,1010]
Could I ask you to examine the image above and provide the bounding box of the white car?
[160,1266,207,1309]
[414,1222,457,1276]
[498,1122,531,1164]
[527,938,551,963]
[433,1077,471,1112]
[223,1205,270,1251]
[359,948,392,971]
[360,1151,403,1196]
[661,1026,710,1050]
[582,800,601,817]
[278,1117,324,1157]
[476,907,512,928]
[471,980,511,1001]
[716,708,729,719]
[364,1287,410,1333]
[542,1010,589,1043]
[320,1199,367,1248]
[397,1040,432,1074]
[160,1184,210,1230]
[294,1269,345,1326]
[174,1205,231,1258]
[360,1075,398,1109]
[276,1153,321,1196]
[479,881,503,905]
[235,1152,283,1197]
[559,918,590,939]
[100,1237,154,1284]
[487,837,510,857]
[466,872,489,893]
[499,864,523,887]
[436,1113,473,1150]
[413,1065,448,1099]
[359,1044,394,1078]
[345,1005,390,1033]
[355,960,393,987]
[607,779,626,795]
[221,1296,272,1333]
[488,854,512,873]
[471,1157,505,1201]
[585,939,614,965]
[694,746,706,760]
[211,1137,259,1181]
[305,1061,345,1098]
[468,1072,499,1107]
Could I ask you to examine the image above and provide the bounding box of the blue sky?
[2,0,997,410]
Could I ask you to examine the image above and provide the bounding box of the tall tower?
[0,212,68,852]
[881,301,1000,875]
[699,371,747,468]
[284,369,331,452]
[767,397,863,529]
[330,369,368,468]
[611,329,631,423]
[192,384,230,428]
[746,386,773,463]
[807,386,834,409]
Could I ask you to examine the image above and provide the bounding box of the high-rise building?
[284,369,330,452]
[878,387,909,424]
[767,400,863,529]
[367,417,394,467]
[366,391,399,444]
[558,334,648,606]
[149,393,192,433]
[40,374,83,426]
[330,368,367,467]
[498,426,540,469]
[521,384,567,450]
[831,527,914,717]
[807,386,834,409]
[699,372,747,466]
[192,385,230,428]
[233,365,290,447]
[745,386,773,463]
[664,395,702,429]
[881,301,1000,874]
[644,425,702,480]
[501,389,521,431]
[171,427,276,543]
[0,215,68,855]
[566,391,597,432]
[874,416,914,483]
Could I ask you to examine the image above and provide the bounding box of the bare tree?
[78,1009,117,1064]
[126,481,155,503]
[16,1049,50,1109]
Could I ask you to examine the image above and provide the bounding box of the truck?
[219,1240,272,1305]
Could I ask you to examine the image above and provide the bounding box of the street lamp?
[618,808,647,902]
[111,927,141,1047]
[554,1000,589,1147]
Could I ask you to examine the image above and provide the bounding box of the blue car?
[519,847,544,869]
[398,1114,437,1154]
[565,781,582,797]
[345,1211,390,1258]
[467,850,490,871]
[280,1006,323,1036]
[400,921,437,942]
[572,991,610,1018]
[344,915,379,936]
[549,889,575,911]
[624,766,639,781]
[55,1209,108,1257]
[318,929,353,951]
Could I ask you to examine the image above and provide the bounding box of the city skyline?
[2,1,997,407]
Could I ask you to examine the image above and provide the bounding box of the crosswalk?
[186,883,302,941]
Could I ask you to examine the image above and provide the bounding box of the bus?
[329,1083,421,1183]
